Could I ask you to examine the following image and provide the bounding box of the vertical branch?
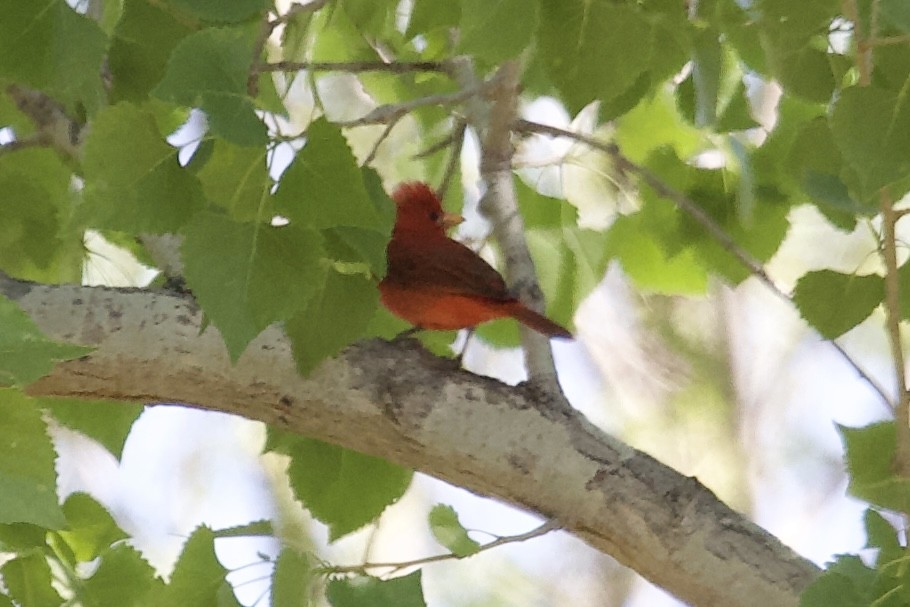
[880,192,910,473]
[472,61,561,388]
[843,0,873,85]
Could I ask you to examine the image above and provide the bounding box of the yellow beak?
[439,212,464,229]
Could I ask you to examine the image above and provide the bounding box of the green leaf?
[326,572,425,607]
[616,90,702,163]
[0,523,49,551]
[634,148,790,284]
[285,270,379,375]
[323,227,389,277]
[153,27,268,146]
[605,213,709,295]
[792,271,884,339]
[274,119,385,230]
[863,509,902,567]
[0,0,106,109]
[81,544,162,607]
[457,0,537,64]
[182,213,327,361]
[406,0,460,37]
[40,398,143,459]
[108,0,194,102]
[0,554,63,607]
[785,117,866,230]
[162,526,233,606]
[799,555,874,607]
[0,295,92,387]
[831,86,910,200]
[0,390,65,528]
[82,102,205,233]
[58,493,129,563]
[268,432,412,541]
[428,505,480,557]
[881,0,910,33]
[840,422,910,512]
[271,548,311,607]
[196,140,271,221]
[0,148,84,283]
[537,2,656,113]
[169,0,269,23]
[212,520,274,538]
[715,82,760,132]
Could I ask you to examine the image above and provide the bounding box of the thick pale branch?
[1,275,818,607]
[463,62,560,385]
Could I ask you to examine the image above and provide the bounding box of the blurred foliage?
[1,0,910,604]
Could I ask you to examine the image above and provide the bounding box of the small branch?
[515,119,774,289]
[361,119,398,166]
[321,520,560,576]
[337,85,484,128]
[0,135,48,156]
[871,34,910,47]
[842,0,873,85]
[468,63,562,388]
[437,120,466,201]
[413,126,462,159]
[247,1,335,95]
[513,118,894,409]
[5,84,80,160]
[258,60,449,75]
[880,191,910,473]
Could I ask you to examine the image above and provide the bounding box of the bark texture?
[1,273,819,607]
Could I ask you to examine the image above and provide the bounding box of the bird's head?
[391,182,464,236]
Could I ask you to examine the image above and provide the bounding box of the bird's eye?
[429,211,441,222]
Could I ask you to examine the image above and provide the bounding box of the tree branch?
[336,85,483,128]
[324,520,560,576]
[456,62,562,388]
[514,118,894,408]
[1,274,818,607]
[259,60,449,74]
[880,192,910,473]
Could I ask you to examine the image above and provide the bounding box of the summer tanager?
[378,182,572,338]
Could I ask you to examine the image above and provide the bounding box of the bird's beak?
[439,212,464,229]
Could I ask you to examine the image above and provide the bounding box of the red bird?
[379,182,571,338]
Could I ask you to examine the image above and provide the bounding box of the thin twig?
[246,0,335,95]
[0,136,47,156]
[880,192,910,472]
[337,85,484,128]
[871,34,910,46]
[413,127,461,159]
[320,519,560,576]
[513,118,894,408]
[259,60,449,74]
[362,119,399,166]
[437,120,466,201]
[515,119,776,289]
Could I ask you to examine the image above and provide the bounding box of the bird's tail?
[508,303,573,339]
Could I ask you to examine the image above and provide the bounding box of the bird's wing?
[386,238,513,301]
